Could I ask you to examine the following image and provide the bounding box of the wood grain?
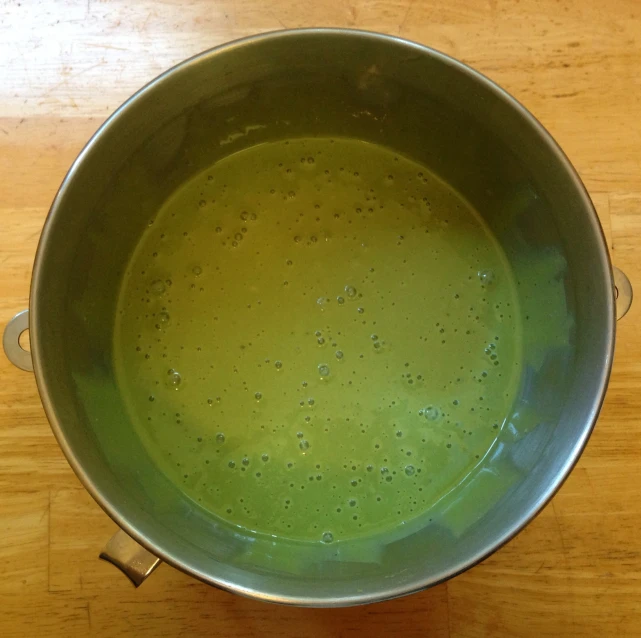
[1,1,640,635]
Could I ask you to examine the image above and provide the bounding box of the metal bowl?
[3,29,632,606]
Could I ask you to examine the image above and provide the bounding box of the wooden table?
[1,1,640,635]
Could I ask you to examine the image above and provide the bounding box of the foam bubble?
[423,406,440,421]
[478,269,495,285]
[321,531,334,543]
[167,369,182,388]
[151,280,165,295]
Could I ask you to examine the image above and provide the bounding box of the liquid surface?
[114,138,522,544]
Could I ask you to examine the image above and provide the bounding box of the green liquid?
[114,137,522,544]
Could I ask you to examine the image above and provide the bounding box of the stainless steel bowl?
[4,28,633,606]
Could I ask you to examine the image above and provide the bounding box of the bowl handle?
[613,267,633,321]
[3,309,33,371]
[99,529,162,587]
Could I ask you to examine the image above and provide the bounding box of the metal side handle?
[613,267,633,321]
[3,309,33,371]
[100,529,162,587]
